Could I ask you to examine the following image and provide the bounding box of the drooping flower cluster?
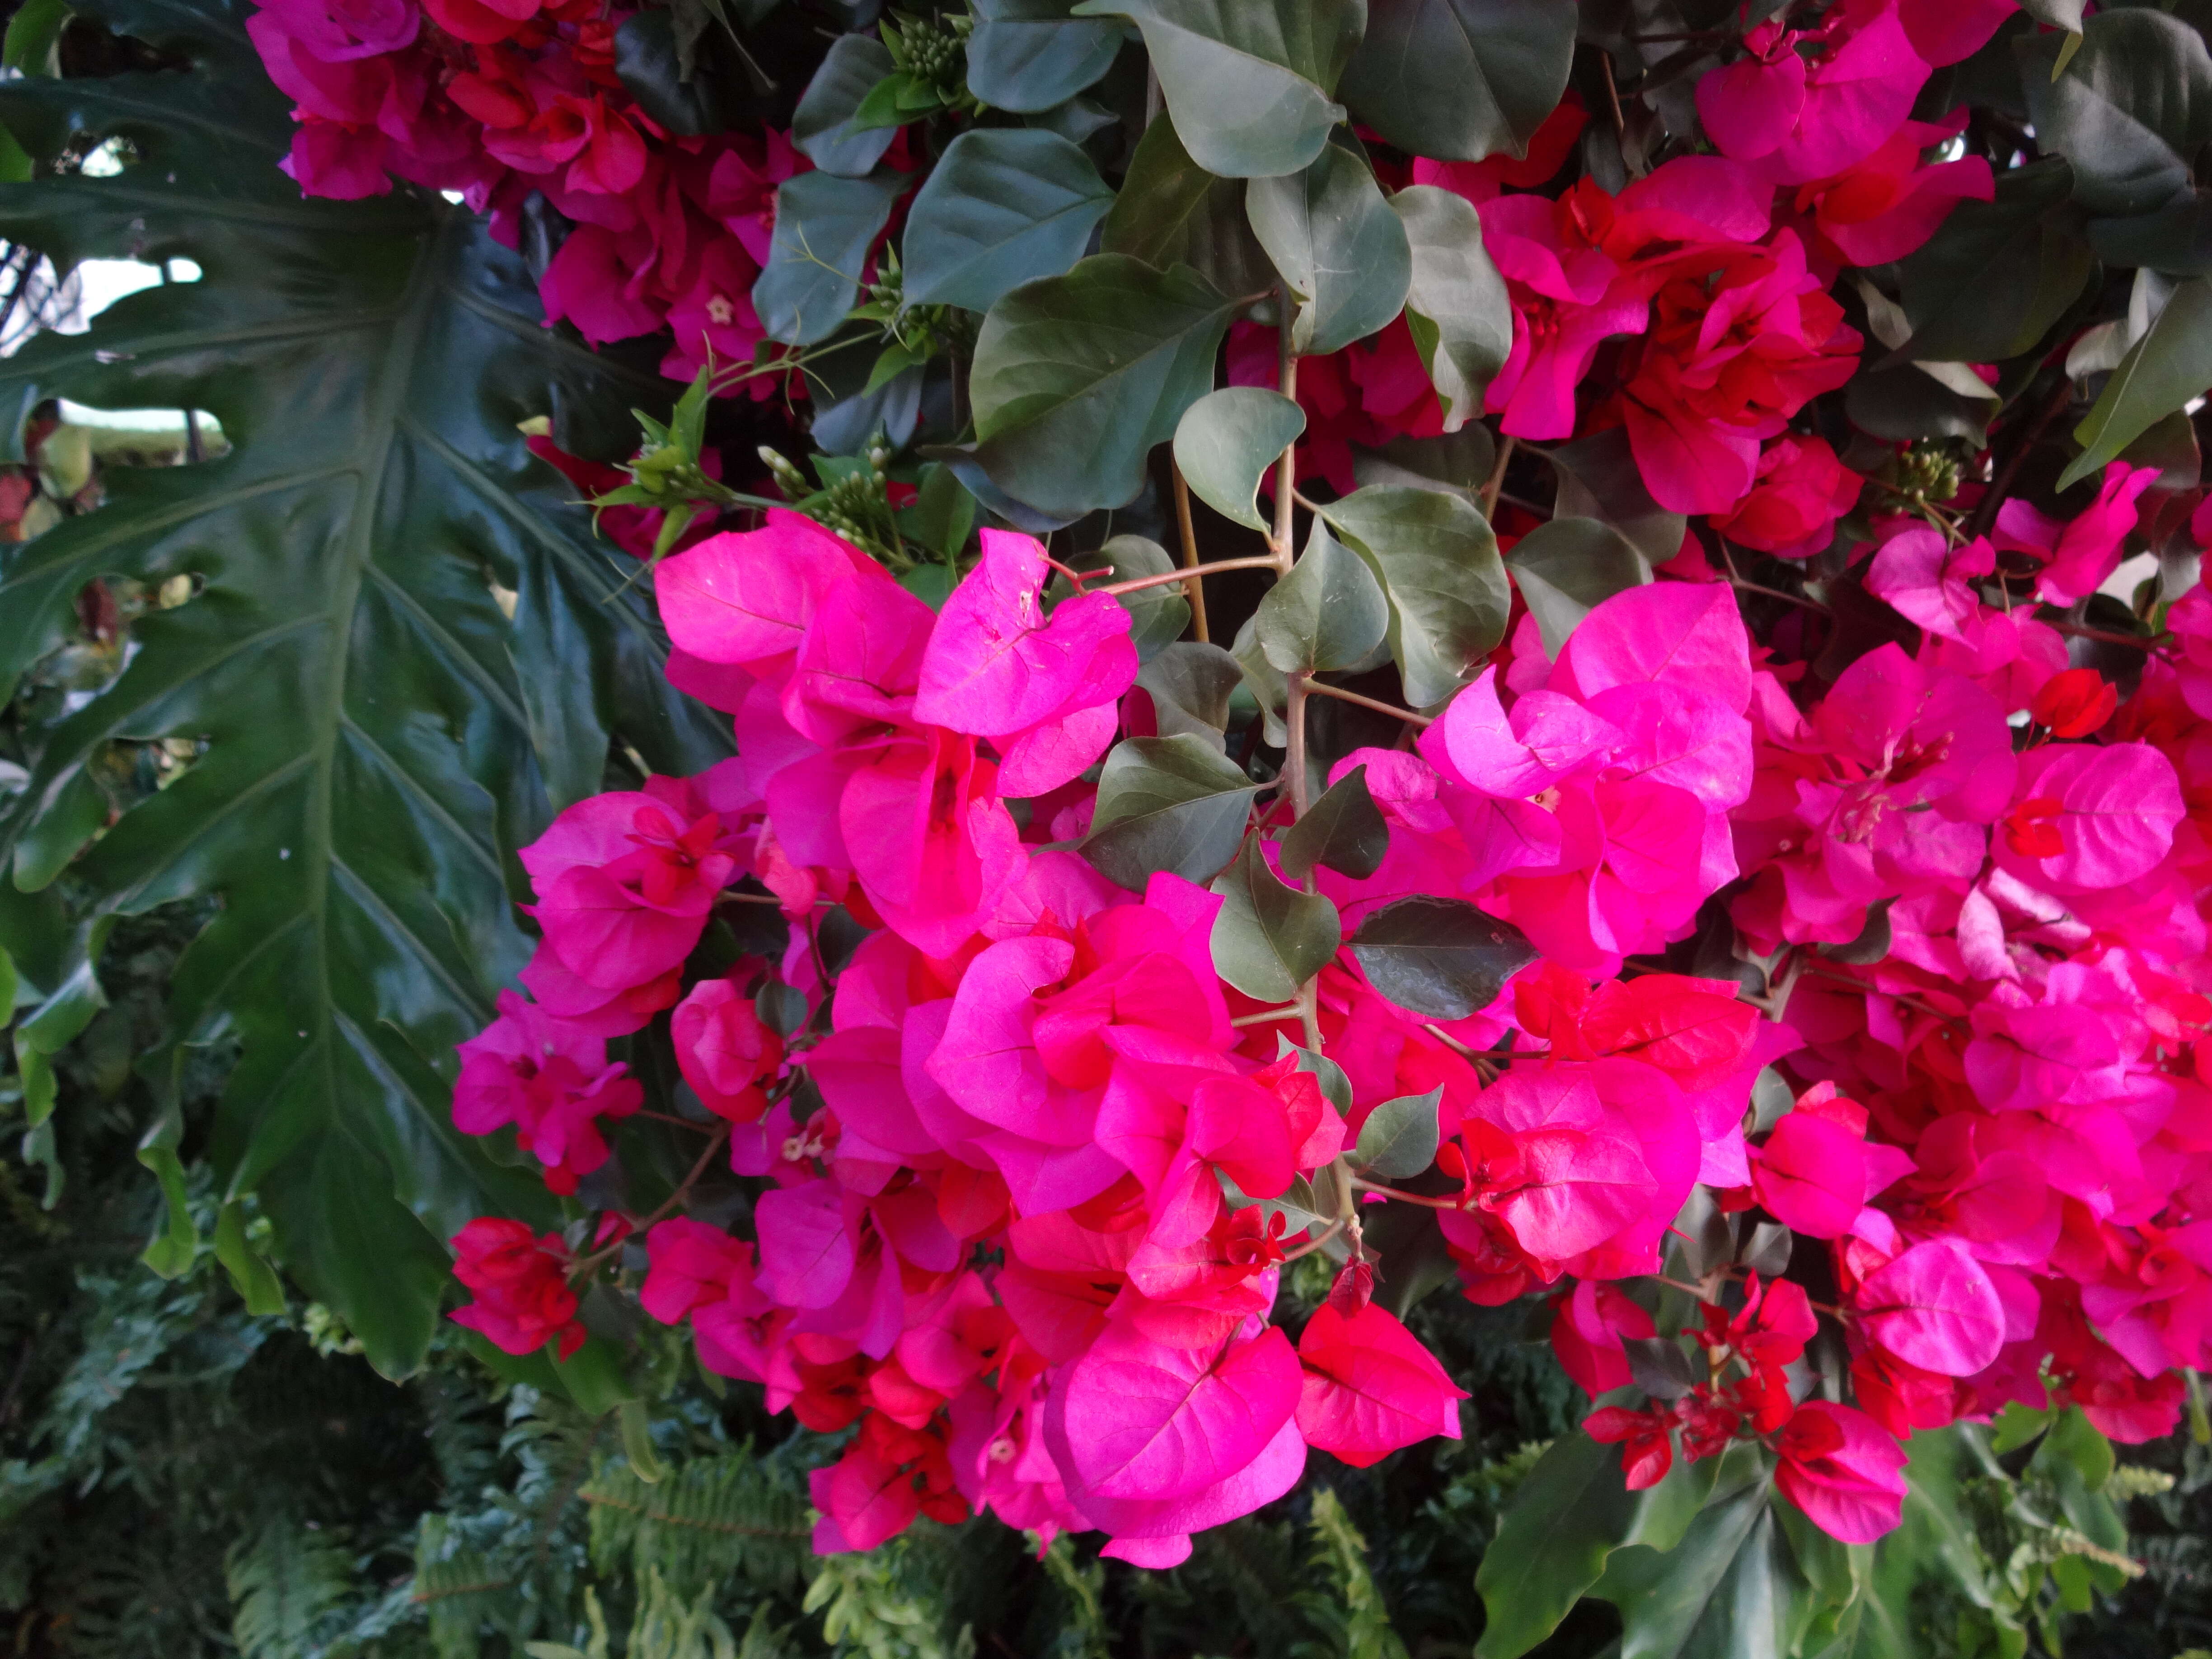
[246,0,801,380]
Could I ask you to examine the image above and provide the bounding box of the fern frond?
[1292,1491,1411,1659]
[226,1516,356,1659]
[582,1450,811,1601]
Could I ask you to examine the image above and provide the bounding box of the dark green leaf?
[1743,1221,1792,1276]
[910,462,979,559]
[1322,484,1509,708]
[755,169,906,346]
[791,33,901,175]
[1622,1335,1697,1400]
[1231,613,1289,746]
[1134,641,1244,742]
[1353,1086,1440,1178]
[1067,0,1363,177]
[1594,1444,1837,1659]
[1278,1032,1354,1114]
[903,128,1114,312]
[1279,762,1387,880]
[614,10,725,136]
[1506,516,1653,656]
[1209,835,1342,1000]
[1350,895,1535,1020]
[2062,275,2212,487]
[0,0,715,1373]
[1893,157,2093,365]
[1220,1167,1329,1236]
[2088,188,2212,274]
[1255,517,1390,673]
[968,0,1125,111]
[1100,111,1279,297]
[1081,733,1259,889]
[1082,534,1192,660]
[2020,11,2212,217]
[1543,426,1685,566]
[1392,184,1511,430]
[1341,0,1576,162]
[1352,428,1496,501]
[1247,141,1412,356]
[2,0,66,75]
[1474,1422,1724,1659]
[1845,356,1996,447]
[966,253,1237,517]
[214,1200,289,1315]
[1173,386,1306,531]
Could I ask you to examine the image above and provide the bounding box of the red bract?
[449,1218,585,1359]
[1773,1401,1910,1543]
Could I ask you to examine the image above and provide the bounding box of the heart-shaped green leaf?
[1279,762,1388,880]
[1353,1087,1441,1179]
[1174,386,1307,531]
[1101,112,1279,299]
[755,168,907,345]
[1255,517,1390,674]
[2061,274,2212,488]
[790,33,901,176]
[903,128,1114,313]
[1392,184,1511,431]
[1082,734,1259,889]
[1209,836,1342,1001]
[1247,141,1411,356]
[1350,895,1535,1020]
[1506,516,1653,656]
[1340,0,1575,163]
[1321,485,1510,708]
[2020,11,2212,217]
[967,0,1125,112]
[1135,642,1246,745]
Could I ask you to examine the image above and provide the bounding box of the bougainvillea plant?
[9,0,2212,1647]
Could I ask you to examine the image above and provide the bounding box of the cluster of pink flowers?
[444,425,2212,1558]
[246,0,801,380]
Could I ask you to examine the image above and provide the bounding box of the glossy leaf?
[1247,141,1412,356]
[1340,0,1576,163]
[1350,895,1536,1020]
[968,0,1126,112]
[1892,158,2092,366]
[0,0,713,1373]
[1082,734,1260,889]
[903,129,1114,313]
[756,169,906,346]
[1353,1086,1441,1179]
[1255,518,1391,674]
[1067,0,1363,177]
[1209,836,1342,1001]
[790,33,901,177]
[1474,1420,1724,1659]
[1506,516,1654,656]
[1101,112,1280,300]
[1392,184,1512,431]
[966,254,1238,517]
[2020,12,2212,217]
[1174,387,1307,531]
[1135,642,1245,745]
[1279,763,1387,880]
[1322,485,1511,708]
[2061,275,2212,487]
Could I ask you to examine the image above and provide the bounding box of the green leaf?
[1209,835,1342,1000]
[1174,386,1307,531]
[1474,1421,1724,1659]
[1220,1167,1329,1237]
[1892,157,2093,366]
[214,1201,289,1315]
[2020,11,2212,216]
[1134,640,1244,742]
[619,1399,666,1485]
[1279,762,1387,880]
[1350,895,1534,1020]
[848,71,933,134]
[1247,141,1412,356]
[1352,427,1495,501]
[138,1143,197,1277]
[755,169,906,346]
[0,0,712,1375]
[903,128,1113,313]
[2061,274,2212,487]
[1081,734,1259,889]
[1279,1032,1354,1114]
[966,253,1237,517]
[968,0,1125,111]
[1542,426,1685,567]
[1391,184,1511,431]
[1100,111,1279,299]
[1506,516,1653,656]
[1232,613,1289,746]
[1078,534,1192,660]
[1067,0,1363,177]
[911,461,979,560]
[1353,1086,1440,1178]
[791,33,902,176]
[1340,0,1576,163]
[614,10,726,136]
[1256,517,1390,674]
[1593,1444,1838,1659]
[2,0,67,76]
[1321,485,1510,708]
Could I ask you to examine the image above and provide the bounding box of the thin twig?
[2045,619,2162,649]
[1303,680,1434,727]
[1171,460,1209,643]
[1965,375,2075,542]
[1231,1004,1303,1027]
[1280,1216,1348,1263]
[1273,289,1299,570]
[1478,433,1517,518]
[1098,555,1281,597]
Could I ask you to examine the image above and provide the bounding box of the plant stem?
[1284,671,1312,817]
[1303,680,1434,728]
[1273,289,1299,571]
[1171,460,1210,643]
[1478,433,1517,518]
[1097,555,1281,597]
[1231,1003,1304,1027]
[1347,1174,1464,1209]
[1280,1216,1348,1262]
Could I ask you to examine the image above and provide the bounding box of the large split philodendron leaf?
[0,0,729,1377]
[1473,1416,1725,1659]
